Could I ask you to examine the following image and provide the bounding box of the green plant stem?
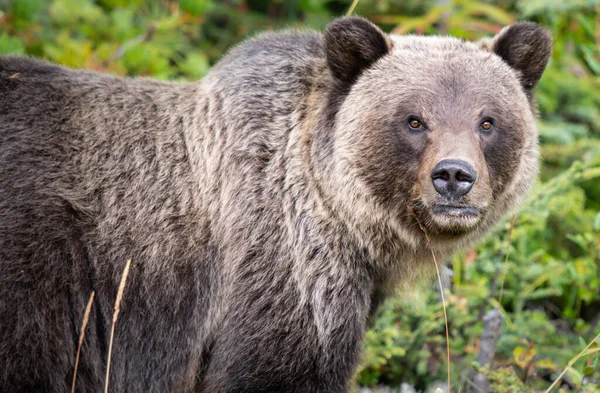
[544,331,600,392]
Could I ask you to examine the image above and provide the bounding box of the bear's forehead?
[362,35,523,101]
[386,35,512,74]
[390,35,477,52]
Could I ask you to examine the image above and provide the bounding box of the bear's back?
[0,56,209,279]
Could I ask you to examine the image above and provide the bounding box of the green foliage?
[478,365,532,393]
[0,0,237,79]
[0,32,24,54]
[1,0,599,391]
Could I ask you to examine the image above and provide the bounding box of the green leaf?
[0,33,25,55]
[579,336,588,350]
[10,0,45,22]
[179,0,213,16]
[581,46,600,75]
[50,0,105,26]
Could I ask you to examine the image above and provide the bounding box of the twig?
[346,0,360,16]
[408,207,451,393]
[490,213,516,368]
[477,266,499,322]
[497,214,516,313]
[104,260,132,393]
[71,291,95,393]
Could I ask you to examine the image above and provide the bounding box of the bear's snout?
[431,159,477,199]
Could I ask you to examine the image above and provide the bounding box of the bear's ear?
[489,22,552,91]
[325,17,391,84]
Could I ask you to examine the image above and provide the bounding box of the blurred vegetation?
[0,0,599,391]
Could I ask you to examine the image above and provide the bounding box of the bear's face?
[325,18,551,242]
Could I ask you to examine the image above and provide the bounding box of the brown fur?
[0,18,550,393]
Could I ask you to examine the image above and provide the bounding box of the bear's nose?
[431,159,477,198]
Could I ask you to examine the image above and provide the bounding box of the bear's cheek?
[354,127,427,208]
[480,125,525,197]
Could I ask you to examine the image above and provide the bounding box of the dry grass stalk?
[346,0,360,15]
[71,291,95,393]
[408,206,451,393]
[104,259,132,393]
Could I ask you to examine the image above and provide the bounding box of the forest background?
[0,0,599,391]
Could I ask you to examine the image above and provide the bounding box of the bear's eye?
[480,119,494,133]
[408,117,424,131]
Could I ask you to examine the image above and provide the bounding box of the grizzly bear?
[0,17,550,393]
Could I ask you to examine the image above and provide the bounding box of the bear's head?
[323,17,551,248]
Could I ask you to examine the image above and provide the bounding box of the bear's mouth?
[432,204,479,217]
[426,203,481,232]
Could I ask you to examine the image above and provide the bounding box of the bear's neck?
[288,73,438,291]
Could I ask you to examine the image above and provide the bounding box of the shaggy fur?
[0,18,550,393]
